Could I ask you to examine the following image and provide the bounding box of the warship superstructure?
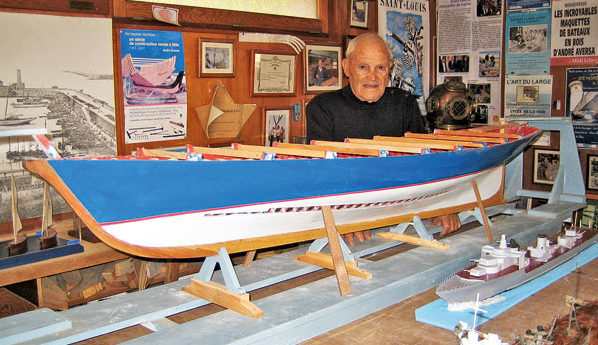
[437,228,598,306]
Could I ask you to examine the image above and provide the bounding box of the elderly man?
[306,32,461,245]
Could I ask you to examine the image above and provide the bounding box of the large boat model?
[436,227,598,306]
[23,123,540,259]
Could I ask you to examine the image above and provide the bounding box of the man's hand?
[342,230,371,246]
[431,213,462,236]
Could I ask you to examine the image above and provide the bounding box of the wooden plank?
[189,146,263,160]
[375,232,450,250]
[138,148,187,160]
[372,135,485,148]
[321,206,352,296]
[182,279,263,318]
[404,132,506,144]
[294,251,372,279]
[0,288,36,318]
[165,261,181,284]
[433,129,522,140]
[242,250,257,267]
[469,123,522,133]
[472,180,494,243]
[275,142,380,156]
[310,140,425,154]
[347,138,458,151]
[233,143,327,158]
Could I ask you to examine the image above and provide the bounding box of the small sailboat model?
[39,181,57,249]
[454,293,508,345]
[6,174,27,255]
[195,83,256,145]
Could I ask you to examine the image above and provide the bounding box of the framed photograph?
[265,108,290,146]
[533,149,560,185]
[199,39,234,77]
[350,0,368,28]
[305,45,342,93]
[251,51,296,96]
[587,155,598,191]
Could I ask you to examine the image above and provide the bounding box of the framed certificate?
[251,51,296,96]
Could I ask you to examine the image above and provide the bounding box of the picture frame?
[587,154,598,191]
[533,149,560,185]
[251,51,296,96]
[305,45,342,93]
[350,0,368,28]
[199,39,235,77]
[264,108,291,146]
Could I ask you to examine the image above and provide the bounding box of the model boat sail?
[195,83,256,142]
[6,173,26,255]
[436,227,598,306]
[24,123,540,259]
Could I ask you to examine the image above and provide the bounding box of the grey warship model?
[436,227,598,306]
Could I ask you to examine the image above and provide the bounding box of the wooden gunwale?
[274,142,380,157]
[373,136,485,148]
[404,132,507,144]
[233,143,327,158]
[310,140,426,154]
[346,138,459,151]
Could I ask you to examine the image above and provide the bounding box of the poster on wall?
[566,67,598,147]
[378,0,429,114]
[550,0,598,66]
[120,29,187,144]
[507,0,550,11]
[436,0,503,124]
[505,8,551,75]
[0,12,116,222]
[504,75,552,117]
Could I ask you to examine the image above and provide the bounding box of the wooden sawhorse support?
[295,206,372,295]
[182,247,263,318]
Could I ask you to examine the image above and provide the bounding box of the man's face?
[342,39,390,103]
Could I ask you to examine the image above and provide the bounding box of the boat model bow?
[24,123,540,259]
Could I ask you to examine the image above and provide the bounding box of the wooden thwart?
[375,232,450,250]
[182,279,263,318]
[275,142,380,157]
[311,139,425,154]
[373,135,485,148]
[433,129,522,140]
[233,143,327,158]
[404,132,506,144]
[348,138,458,151]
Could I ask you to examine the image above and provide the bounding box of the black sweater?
[306,85,425,142]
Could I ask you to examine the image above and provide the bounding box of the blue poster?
[119,29,187,144]
[567,67,598,147]
[505,8,551,75]
[507,0,550,11]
